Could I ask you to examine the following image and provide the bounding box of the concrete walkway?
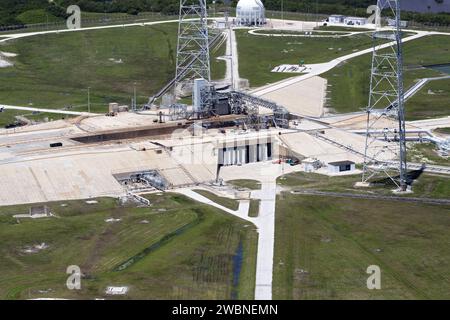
[174,179,278,301]
[174,188,253,222]
[2,104,98,116]
[251,181,277,300]
[230,28,241,90]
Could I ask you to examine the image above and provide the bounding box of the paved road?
[0,19,182,44]
[251,181,277,300]
[250,30,450,97]
[230,28,241,90]
[2,104,98,116]
[408,116,450,131]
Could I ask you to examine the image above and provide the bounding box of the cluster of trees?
[57,0,180,16]
[0,0,66,27]
[1,0,449,27]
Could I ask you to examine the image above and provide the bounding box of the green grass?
[405,79,450,120]
[323,35,450,120]
[277,171,450,199]
[315,26,373,32]
[0,23,226,126]
[193,190,240,211]
[435,127,450,135]
[16,9,62,25]
[248,200,260,218]
[227,179,261,190]
[410,174,450,199]
[408,142,450,166]
[0,193,257,300]
[273,193,450,299]
[236,30,376,87]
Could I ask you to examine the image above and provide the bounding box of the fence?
[0,12,179,34]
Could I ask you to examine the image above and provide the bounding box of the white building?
[236,0,266,26]
[388,18,408,28]
[327,161,356,174]
[344,16,368,26]
[328,15,345,24]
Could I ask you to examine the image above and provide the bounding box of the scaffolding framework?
[362,0,408,191]
[175,0,211,95]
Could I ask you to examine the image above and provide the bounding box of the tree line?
[1,0,449,28]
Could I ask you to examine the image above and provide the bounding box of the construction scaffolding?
[362,0,408,191]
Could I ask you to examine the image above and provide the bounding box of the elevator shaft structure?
[175,0,211,95]
[362,0,408,191]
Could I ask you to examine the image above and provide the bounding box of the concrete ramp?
[259,76,327,117]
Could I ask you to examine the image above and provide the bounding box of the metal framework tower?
[175,0,211,95]
[362,0,408,191]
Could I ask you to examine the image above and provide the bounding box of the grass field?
[0,23,226,127]
[273,192,450,299]
[227,179,262,190]
[278,171,450,199]
[236,30,377,87]
[408,142,450,166]
[323,35,450,120]
[193,190,240,211]
[435,127,450,135]
[405,79,450,120]
[248,200,260,218]
[0,193,257,300]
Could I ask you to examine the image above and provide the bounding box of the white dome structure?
[236,0,266,26]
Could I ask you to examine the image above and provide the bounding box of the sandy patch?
[0,51,17,68]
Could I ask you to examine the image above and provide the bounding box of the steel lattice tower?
[362,0,408,191]
[175,0,211,95]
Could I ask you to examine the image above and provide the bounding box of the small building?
[387,18,408,28]
[344,16,368,26]
[303,158,321,173]
[328,15,345,24]
[109,103,129,114]
[327,160,356,174]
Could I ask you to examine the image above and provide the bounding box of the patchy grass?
[193,190,240,211]
[408,142,450,166]
[410,174,450,199]
[435,127,450,135]
[248,200,260,218]
[228,179,262,190]
[0,194,257,300]
[405,79,450,120]
[277,171,450,199]
[273,193,450,299]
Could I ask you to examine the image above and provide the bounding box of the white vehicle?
[0,106,4,112]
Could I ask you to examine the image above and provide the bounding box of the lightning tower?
[175,0,211,95]
[362,0,408,191]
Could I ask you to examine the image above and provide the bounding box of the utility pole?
[316,0,319,28]
[87,87,91,113]
[134,82,137,111]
